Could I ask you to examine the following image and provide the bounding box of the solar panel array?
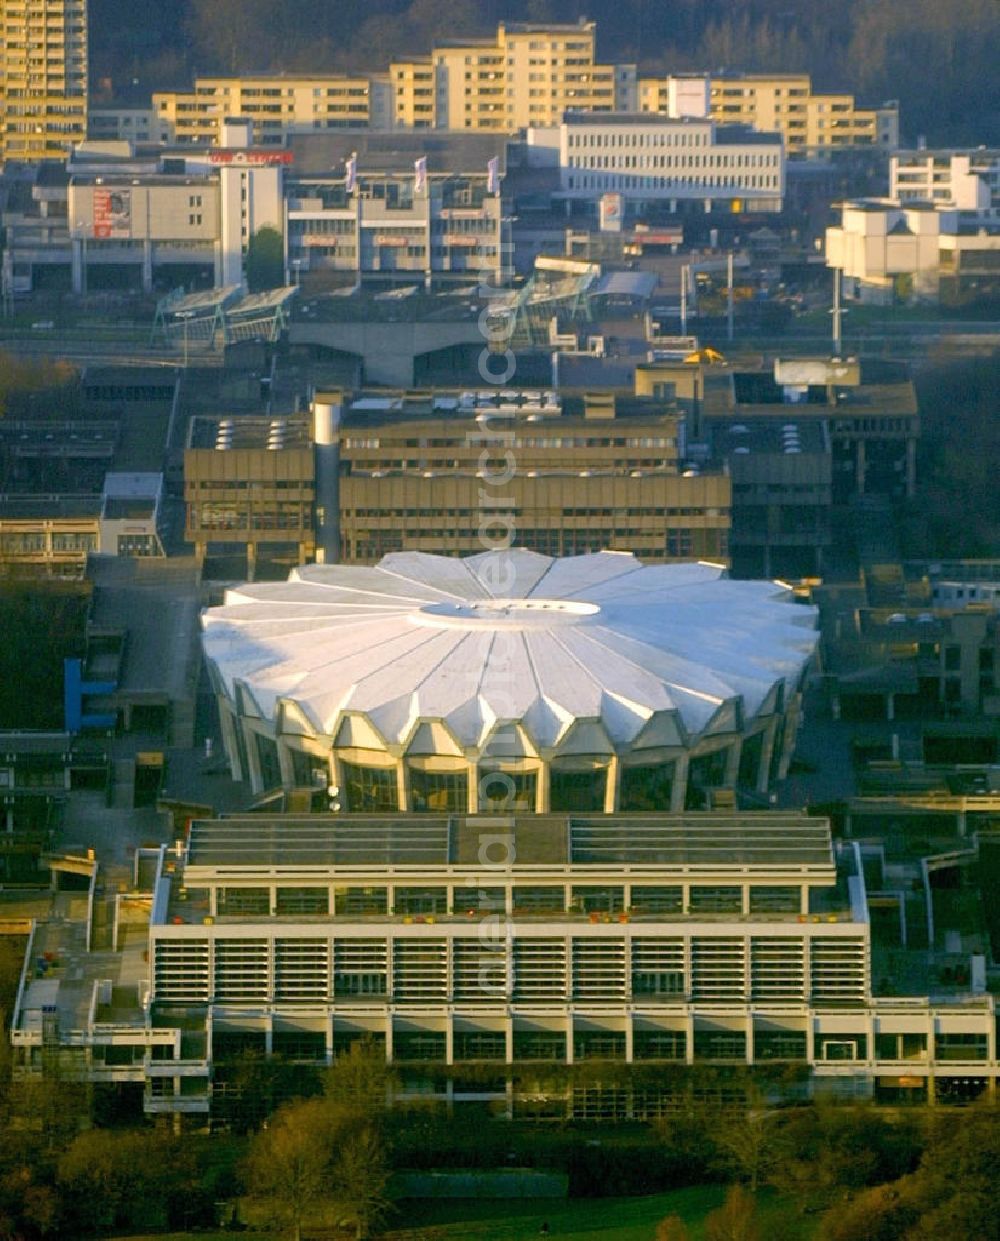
[569,816,831,868]
[185,813,832,874]
[188,817,452,868]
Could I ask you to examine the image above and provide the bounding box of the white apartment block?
[11,813,999,1120]
[638,74,898,158]
[892,150,1000,213]
[545,114,784,214]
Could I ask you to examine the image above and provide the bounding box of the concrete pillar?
[536,762,550,814]
[856,439,866,495]
[396,761,408,813]
[142,240,153,293]
[603,757,619,814]
[313,395,342,564]
[670,754,689,811]
[467,762,479,813]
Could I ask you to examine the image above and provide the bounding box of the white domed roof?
[202,551,818,756]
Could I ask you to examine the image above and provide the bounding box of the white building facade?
[540,114,784,215]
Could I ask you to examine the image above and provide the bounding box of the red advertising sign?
[209,150,294,166]
[92,188,131,239]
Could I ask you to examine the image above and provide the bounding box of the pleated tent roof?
[201,550,818,756]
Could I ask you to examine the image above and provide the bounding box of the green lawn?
[114,1186,817,1241]
[382,1186,815,1241]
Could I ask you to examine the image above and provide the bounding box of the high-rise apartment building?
[639,73,899,158]
[392,20,635,132]
[153,74,394,147]
[0,0,87,162]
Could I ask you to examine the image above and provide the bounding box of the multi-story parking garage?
[200,550,819,811]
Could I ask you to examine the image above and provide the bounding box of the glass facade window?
[748,886,800,914]
[688,747,730,792]
[394,887,448,915]
[689,885,743,913]
[218,887,269,916]
[453,1031,506,1061]
[512,886,566,915]
[480,768,536,811]
[619,762,675,811]
[550,766,607,812]
[571,886,624,914]
[254,733,282,790]
[573,1030,626,1061]
[513,1031,566,1061]
[935,1033,988,1061]
[334,887,388,915]
[754,1030,807,1060]
[633,1030,686,1060]
[272,1031,326,1060]
[819,1034,867,1060]
[453,887,505,914]
[274,887,329,916]
[876,1032,927,1060]
[341,761,399,812]
[289,746,321,788]
[393,1030,446,1062]
[738,732,764,789]
[694,1030,746,1061]
[408,767,467,813]
[630,886,683,914]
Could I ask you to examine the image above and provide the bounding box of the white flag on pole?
[487,155,500,195]
[345,152,358,193]
[414,155,428,194]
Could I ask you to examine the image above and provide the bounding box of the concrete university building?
[200,550,819,810]
[12,810,1000,1120]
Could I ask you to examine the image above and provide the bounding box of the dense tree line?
[91,0,1000,146]
[0,1019,999,1239]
